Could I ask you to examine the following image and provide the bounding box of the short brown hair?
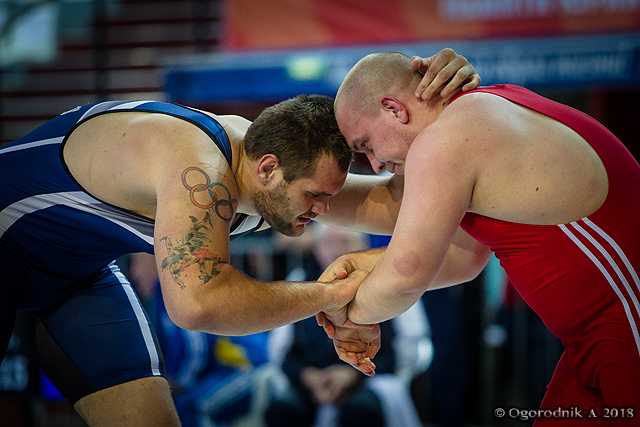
[244,94,353,183]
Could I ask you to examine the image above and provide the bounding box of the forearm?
[347,243,439,324]
[348,273,425,325]
[162,263,336,335]
[347,231,491,324]
[429,228,492,289]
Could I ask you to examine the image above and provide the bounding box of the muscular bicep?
[382,157,474,293]
[154,160,237,292]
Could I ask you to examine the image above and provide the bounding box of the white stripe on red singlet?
[575,220,640,322]
[583,218,640,298]
[559,220,640,357]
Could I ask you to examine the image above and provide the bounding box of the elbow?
[469,246,492,281]
[172,313,204,332]
[165,300,210,332]
[458,247,492,284]
[168,303,233,334]
[462,264,484,284]
[159,263,237,333]
[162,284,221,332]
[165,291,244,335]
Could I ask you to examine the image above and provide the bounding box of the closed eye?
[308,192,331,198]
[351,139,369,153]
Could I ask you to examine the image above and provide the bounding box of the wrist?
[318,279,343,314]
[345,247,385,271]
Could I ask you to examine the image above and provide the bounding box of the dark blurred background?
[1,1,638,426]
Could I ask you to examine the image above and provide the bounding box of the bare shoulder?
[64,111,236,219]
[189,109,251,140]
[410,94,496,163]
[217,114,252,134]
[416,91,530,163]
[113,112,235,188]
[403,92,532,214]
[145,114,239,200]
[438,91,522,132]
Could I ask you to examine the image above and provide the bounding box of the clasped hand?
[317,256,380,377]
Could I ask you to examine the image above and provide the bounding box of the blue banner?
[164,33,640,103]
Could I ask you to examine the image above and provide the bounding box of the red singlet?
[456,85,640,422]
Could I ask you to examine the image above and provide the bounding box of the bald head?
[335,52,421,118]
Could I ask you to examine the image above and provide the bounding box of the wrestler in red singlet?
[457,85,640,425]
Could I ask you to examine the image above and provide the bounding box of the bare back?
[433,90,609,226]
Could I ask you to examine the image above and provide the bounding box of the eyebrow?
[310,191,334,197]
[350,138,363,152]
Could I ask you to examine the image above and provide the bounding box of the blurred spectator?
[0,333,39,427]
[266,224,427,427]
[417,285,475,427]
[497,278,563,409]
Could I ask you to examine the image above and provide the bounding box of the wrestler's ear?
[257,154,280,184]
[381,96,409,124]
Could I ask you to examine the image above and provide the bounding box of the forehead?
[336,113,369,150]
[294,155,347,194]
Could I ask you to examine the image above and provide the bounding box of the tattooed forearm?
[160,213,222,288]
[181,166,237,222]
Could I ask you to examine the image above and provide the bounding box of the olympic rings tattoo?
[181,166,237,222]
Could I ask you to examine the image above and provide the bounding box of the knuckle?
[438,68,454,81]
[441,47,455,57]
[425,67,439,79]
[457,65,471,77]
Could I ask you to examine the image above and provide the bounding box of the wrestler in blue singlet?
[0,101,262,403]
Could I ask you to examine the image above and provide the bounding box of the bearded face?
[251,180,301,237]
[250,154,349,237]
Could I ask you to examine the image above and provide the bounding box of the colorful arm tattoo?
[159,167,237,288]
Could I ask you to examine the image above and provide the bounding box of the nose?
[311,196,329,215]
[366,152,385,174]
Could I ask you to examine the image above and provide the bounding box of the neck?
[416,87,461,128]
[232,144,260,215]
[431,87,461,113]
